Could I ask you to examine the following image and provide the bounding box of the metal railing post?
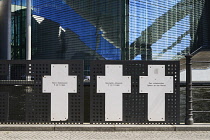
[185,55,194,125]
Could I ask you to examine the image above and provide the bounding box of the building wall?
[0,0,11,60]
[129,0,207,60]
[0,0,209,61]
[31,0,209,61]
[11,5,26,60]
[32,0,123,60]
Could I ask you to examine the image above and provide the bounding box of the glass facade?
[11,0,26,59]
[128,0,207,60]
[32,0,124,61]
[2,0,210,61]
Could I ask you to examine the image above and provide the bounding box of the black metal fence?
[0,60,181,124]
[0,60,84,124]
[90,60,180,124]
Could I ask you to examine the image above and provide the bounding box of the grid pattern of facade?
[32,0,124,61]
[1,0,209,61]
[11,0,26,59]
[128,0,208,60]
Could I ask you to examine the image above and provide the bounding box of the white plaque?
[97,65,131,121]
[42,64,77,121]
[140,65,173,121]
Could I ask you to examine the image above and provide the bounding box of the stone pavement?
[1,124,210,140]
[1,131,210,140]
[1,124,210,131]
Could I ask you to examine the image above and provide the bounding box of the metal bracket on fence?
[185,55,194,125]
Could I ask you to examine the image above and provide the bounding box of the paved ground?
[1,131,210,140]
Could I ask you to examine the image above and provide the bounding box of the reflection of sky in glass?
[129,0,182,43]
[21,0,121,60]
[159,34,191,60]
[152,16,190,59]
[130,0,191,60]
[12,0,27,12]
[12,0,26,6]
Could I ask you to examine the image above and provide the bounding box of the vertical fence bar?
[185,55,194,125]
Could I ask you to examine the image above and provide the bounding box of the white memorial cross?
[42,64,77,121]
[97,65,131,121]
[140,65,173,121]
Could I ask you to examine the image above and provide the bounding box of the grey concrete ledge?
[0,125,54,131]
[1,124,210,131]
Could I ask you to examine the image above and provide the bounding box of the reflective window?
[9,0,209,62]
[129,0,206,60]
[32,0,123,61]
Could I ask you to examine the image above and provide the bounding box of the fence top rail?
[0,60,83,64]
